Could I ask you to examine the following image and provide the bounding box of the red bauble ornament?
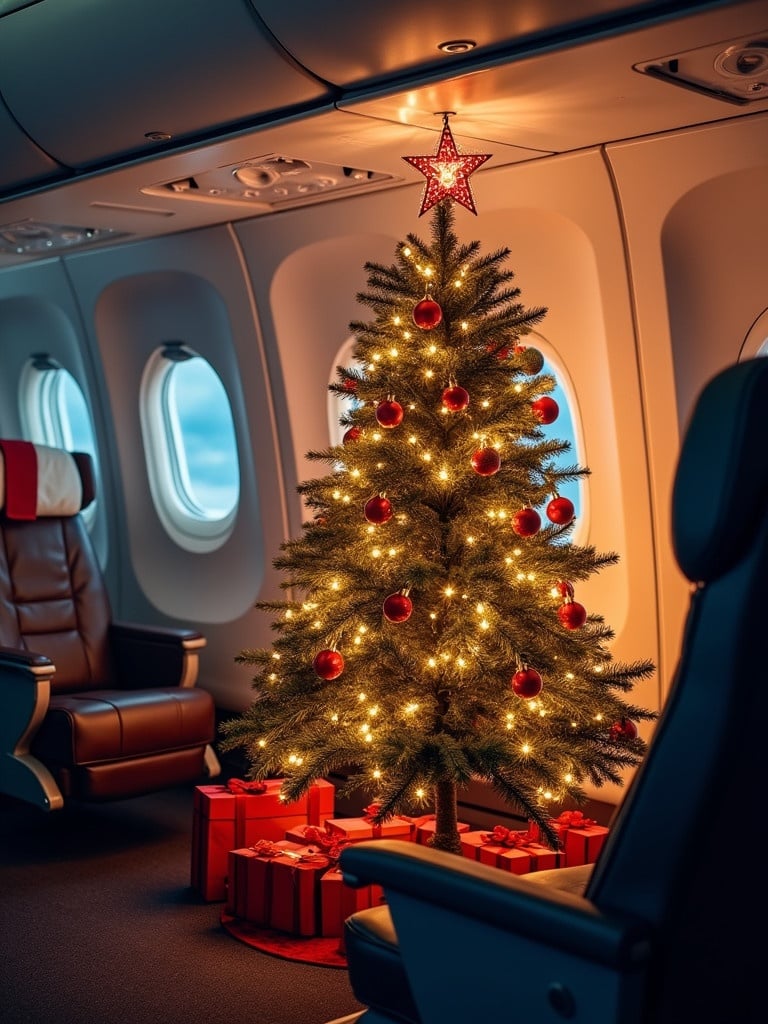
[547,496,575,525]
[343,378,358,392]
[364,495,393,525]
[313,649,344,680]
[555,580,574,599]
[376,398,404,428]
[512,507,541,537]
[609,718,638,741]
[512,667,543,699]
[412,297,443,330]
[558,601,587,629]
[343,426,361,444]
[486,342,511,360]
[383,593,413,623]
[514,345,545,375]
[531,396,559,424]
[442,385,470,412]
[471,447,501,476]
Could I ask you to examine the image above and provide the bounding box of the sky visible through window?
[57,370,97,459]
[167,357,239,517]
[537,357,581,521]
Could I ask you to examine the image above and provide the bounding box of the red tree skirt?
[220,912,348,969]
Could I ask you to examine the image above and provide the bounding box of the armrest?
[341,841,650,970]
[341,841,653,1024]
[0,646,62,810]
[109,621,206,688]
[0,646,55,671]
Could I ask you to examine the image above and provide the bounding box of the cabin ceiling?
[0,0,766,266]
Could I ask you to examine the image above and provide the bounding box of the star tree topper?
[403,114,491,216]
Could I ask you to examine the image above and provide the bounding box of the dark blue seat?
[341,357,768,1024]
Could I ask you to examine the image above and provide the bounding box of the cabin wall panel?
[0,260,110,566]
[62,228,290,710]
[606,110,768,717]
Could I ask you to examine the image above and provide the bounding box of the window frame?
[19,357,99,525]
[139,345,240,553]
[328,330,588,540]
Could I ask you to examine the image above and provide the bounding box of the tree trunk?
[429,778,463,854]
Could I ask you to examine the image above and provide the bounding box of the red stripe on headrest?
[0,440,38,520]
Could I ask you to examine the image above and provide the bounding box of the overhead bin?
[252,0,687,90]
[0,0,332,171]
[0,93,63,195]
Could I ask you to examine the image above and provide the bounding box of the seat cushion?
[343,864,593,1024]
[31,687,215,766]
[344,903,421,1024]
[518,863,593,895]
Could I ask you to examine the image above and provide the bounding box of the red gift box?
[191,778,335,901]
[460,830,488,861]
[463,826,563,874]
[268,846,331,936]
[320,866,385,950]
[413,815,469,845]
[324,816,413,842]
[478,842,533,874]
[528,812,608,867]
[226,840,304,923]
[528,811,594,844]
[564,824,609,867]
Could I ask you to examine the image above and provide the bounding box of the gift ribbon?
[552,810,595,829]
[362,803,385,823]
[249,839,284,857]
[248,838,330,866]
[480,825,539,849]
[301,824,350,862]
[227,778,268,794]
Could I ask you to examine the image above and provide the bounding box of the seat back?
[0,441,113,692]
[584,357,768,1018]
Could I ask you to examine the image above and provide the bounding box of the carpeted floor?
[0,784,364,1024]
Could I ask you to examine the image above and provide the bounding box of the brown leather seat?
[0,439,219,810]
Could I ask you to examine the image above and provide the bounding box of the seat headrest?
[672,358,768,583]
[0,440,94,519]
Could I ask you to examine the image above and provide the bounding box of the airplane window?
[140,345,240,553]
[536,351,583,535]
[328,333,586,538]
[19,357,99,521]
[739,308,768,361]
[328,336,361,447]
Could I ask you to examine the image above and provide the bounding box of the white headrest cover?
[0,443,83,517]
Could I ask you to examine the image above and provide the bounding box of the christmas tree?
[220,199,655,854]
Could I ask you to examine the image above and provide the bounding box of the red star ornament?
[403,118,491,216]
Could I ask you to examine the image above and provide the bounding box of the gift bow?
[362,803,382,823]
[481,825,539,848]
[552,810,595,829]
[249,838,330,866]
[302,824,350,862]
[249,839,284,857]
[227,778,268,794]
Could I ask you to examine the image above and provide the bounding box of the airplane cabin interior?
[0,2,767,1022]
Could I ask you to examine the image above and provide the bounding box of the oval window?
[140,345,240,552]
[328,335,362,447]
[19,357,99,521]
[328,333,586,538]
[740,307,768,360]
[537,351,585,537]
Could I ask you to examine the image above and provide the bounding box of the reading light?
[438,40,476,54]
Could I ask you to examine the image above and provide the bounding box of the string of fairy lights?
[245,237,641,811]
